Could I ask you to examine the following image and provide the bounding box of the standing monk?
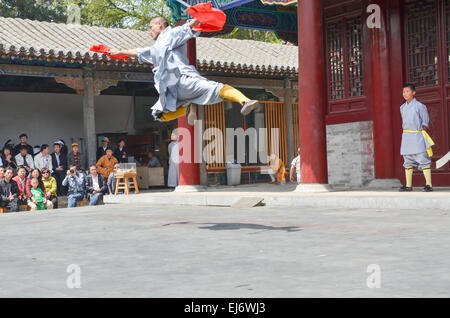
[399,83,435,192]
[108,17,260,125]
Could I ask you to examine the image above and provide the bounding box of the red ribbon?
[186,3,227,32]
[89,44,129,60]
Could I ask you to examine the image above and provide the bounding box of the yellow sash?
[403,130,435,157]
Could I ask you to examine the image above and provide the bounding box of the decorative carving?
[54,76,84,93]
[93,79,119,95]
[266,87,285,100]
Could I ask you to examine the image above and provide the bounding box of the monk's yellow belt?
[403,130,435,157]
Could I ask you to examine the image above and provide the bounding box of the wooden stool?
[114,172,140,195]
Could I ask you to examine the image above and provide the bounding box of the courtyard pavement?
[1,202,450,297]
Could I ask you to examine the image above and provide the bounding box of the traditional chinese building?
[167,0,450,188]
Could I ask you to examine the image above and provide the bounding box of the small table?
[114,172,140,195]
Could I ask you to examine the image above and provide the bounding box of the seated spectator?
[27,169,46,193]
[13,166,32,205]
[26,169,52,210]
[97,137,110,161]
[289,147,301,184]
[268,153,286,185]
[42,168,58,209]
[147,151,161,167]
[0,168,20,212]
[67,143,86,174]
[97,148,118,179]
[28,177,53,211]
[62,165,86,208]
[1,147,17,170]
[14,146,34,175]
[114,139,129,163]
[55,139,68,157]
[107,163,120,194]
[12,133,34,157]
[86,165,107,206]
[0,167,4,180]
[51,141,67,196]
[34,144,53,172]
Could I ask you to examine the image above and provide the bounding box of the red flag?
[89,44,129,60]
[186,3,227,32]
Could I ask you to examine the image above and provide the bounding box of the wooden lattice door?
[404,0,450,174]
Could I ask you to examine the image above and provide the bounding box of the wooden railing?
[204,101,289,170]
[263,101,288,167]
[204,102,226,169]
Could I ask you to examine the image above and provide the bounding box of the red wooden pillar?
[178,37,200,187]
[368,0,396,179]
[297,0,328,185]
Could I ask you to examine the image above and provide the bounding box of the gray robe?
[137,21,222,120]
[167,141,179,188]
[400,98,431,155]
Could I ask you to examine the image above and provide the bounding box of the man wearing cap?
[51,141,68,196]
[67,142,86,174]
[12,134,34,157]
[97,137,110,161]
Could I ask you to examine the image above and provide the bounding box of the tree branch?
[105,0,128,13]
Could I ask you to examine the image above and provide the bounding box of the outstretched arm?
[108,48,138,57]
[167,19,201,50]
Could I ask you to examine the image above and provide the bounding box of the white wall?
[0,92,134,151]
[326,121,375,187]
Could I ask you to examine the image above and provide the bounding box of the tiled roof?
[0,17,297,77]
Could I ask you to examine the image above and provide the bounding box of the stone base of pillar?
[174,185,207,193]
[295,184,332,193]
[364,179,402,189]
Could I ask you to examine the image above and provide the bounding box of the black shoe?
[424,185,433,192]
[399,186,413,192]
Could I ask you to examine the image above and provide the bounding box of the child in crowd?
[28,178,51,211]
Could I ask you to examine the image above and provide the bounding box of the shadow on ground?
[163,221,301,233]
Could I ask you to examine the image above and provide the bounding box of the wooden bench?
[76,199,104,207]
[0,204,31,213]
[58,198,104,208]
[1,200,103,212]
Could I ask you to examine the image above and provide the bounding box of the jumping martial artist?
[399,83,435,192]
[108,17,260,125]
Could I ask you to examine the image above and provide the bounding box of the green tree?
[219,27,282,44]
[0,0,67,22]
[66,0,172,29]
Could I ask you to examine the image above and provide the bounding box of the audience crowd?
[0,133,160,212]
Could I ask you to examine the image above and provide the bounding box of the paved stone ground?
[1,203,450,298]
